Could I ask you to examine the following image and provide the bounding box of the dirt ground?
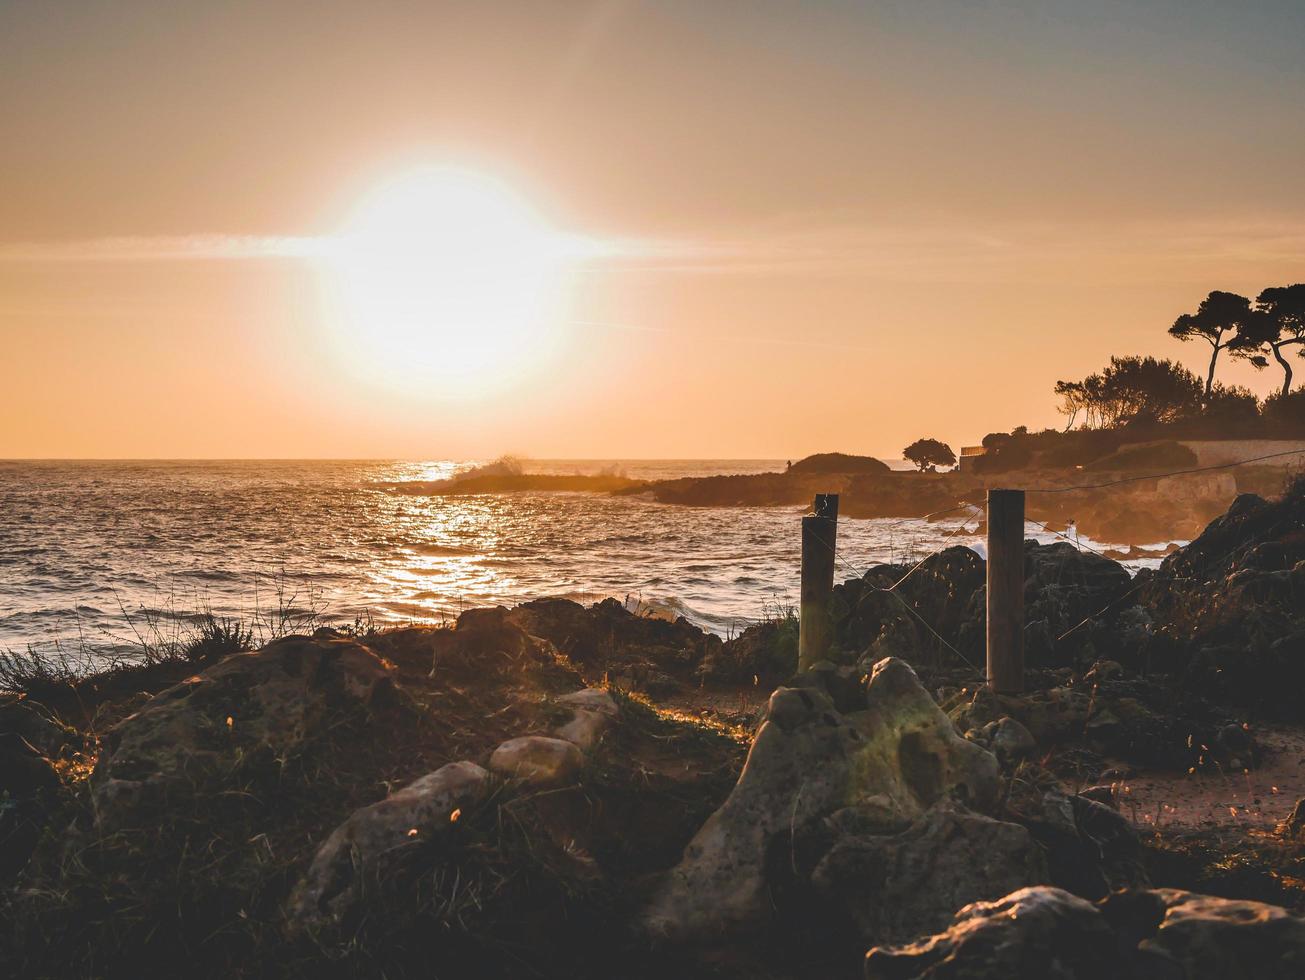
[1108,725,1305,832]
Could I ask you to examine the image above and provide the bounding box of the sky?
[3,0,1304,460]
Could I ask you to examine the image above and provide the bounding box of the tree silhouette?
[1054,356,1202,429]
[1169,290,1250,400]
[1230,284,1305,397]
[903,438,956,472]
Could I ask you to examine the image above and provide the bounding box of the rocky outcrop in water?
[625,451,1258,543]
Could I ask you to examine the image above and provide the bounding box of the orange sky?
[3,0,1304,460]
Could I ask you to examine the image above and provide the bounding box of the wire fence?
[812,446,1305,679]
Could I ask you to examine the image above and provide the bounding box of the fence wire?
[807,444,1305,679]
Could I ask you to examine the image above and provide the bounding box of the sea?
[0,459,1169,667]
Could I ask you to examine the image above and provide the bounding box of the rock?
[709,618,799,685]
[1021,542,1137,670]
[555,688,619,718]
[1084,705,1123,740]
[991,686,1092,745]
[825,539,1146,676]
[863,886,1120,980]
[1029,790,1147,899]
[1079,784,1118,808]
[1041,788,1079,836]
[504,597,722,681]
[835,547,987,670]
[488,736,583,786]
[990,716,1036,762]
[1215,723,1255,770]
[1141,481,1305,714]
[1136,887,1305,977]
[90,635,395,827]
[949,686,1003,731]
[812,801,1047,944]
[554,689,619,750]
[287,761,491,933]
[866,885,1305,979]
[641,658,1000,943]
[789,663,873,714]
[443,606,552,669]
[555,710,609,749]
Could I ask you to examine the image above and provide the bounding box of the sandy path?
[1112,726,1305,831]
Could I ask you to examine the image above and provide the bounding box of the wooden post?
[986,488,1025,694]
[798,493,839,671]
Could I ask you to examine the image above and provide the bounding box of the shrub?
[181,614,254,662]
[1262,389,1305,434]
[1083,440,1198,472]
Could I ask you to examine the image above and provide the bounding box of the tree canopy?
[1168,290,1251,399]
[902,438,956,472]
[1228,284,1305,397]
[1055,356,1202,430]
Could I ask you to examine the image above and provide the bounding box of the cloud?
[3,216,1302,286]
[0,234,330,262]
[594,217,1305,284]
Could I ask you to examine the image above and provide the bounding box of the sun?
[320,167,585,396]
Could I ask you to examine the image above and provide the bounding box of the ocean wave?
[406,542,478,557]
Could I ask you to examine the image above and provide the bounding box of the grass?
[0,644,95,699]
[0,572,359,700]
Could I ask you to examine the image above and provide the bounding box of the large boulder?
[833,547,986,672]
[91,635,395,827]
[1139,888,1305,977]
[1141,482,1305,714]
[504,597,722,690]
[488,736,583,786]
[1028,789,1148,899]
[287,761,491,934]
[553,688,620,749]
[830,542,1145,676]
[864,885,1305,980]
[1021,541,1142,669]
[810,801,1046,944]
[863,886,1118,979]
[641,658,1003,943]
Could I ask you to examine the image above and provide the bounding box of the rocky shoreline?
[622,461,1293,545]
[378,452,1296,545]
[3,482,1305,978]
